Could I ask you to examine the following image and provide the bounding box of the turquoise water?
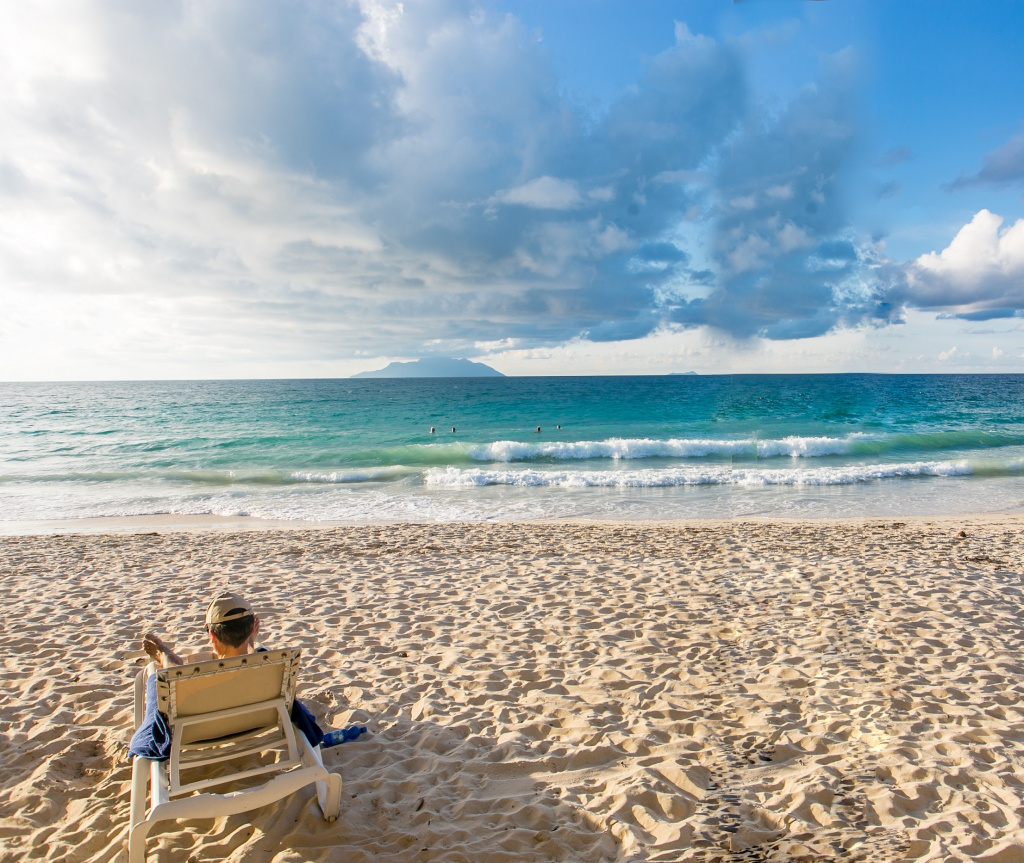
[2,375,1024,524]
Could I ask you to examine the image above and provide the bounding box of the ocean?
[2,374,1023,526]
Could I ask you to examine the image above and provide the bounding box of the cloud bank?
[0,0,1002,372]
[1,1,746,360]
[667,57,903,341]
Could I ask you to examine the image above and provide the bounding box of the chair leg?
[129,757,148,830]
[298,735,343,821]
[316,771,343,822]
[127,818,154,863]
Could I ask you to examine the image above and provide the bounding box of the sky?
[2,0,1024,380]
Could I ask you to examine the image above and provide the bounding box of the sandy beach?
[2,516,1024,862]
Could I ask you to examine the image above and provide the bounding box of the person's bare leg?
[142,632,184,668]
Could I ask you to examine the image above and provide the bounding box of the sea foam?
[466,435,871,462]
[424,460,972,488]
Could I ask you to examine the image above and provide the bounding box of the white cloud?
[778,221,813,252]
[909,210,1024,308]
[726,232,771,272]
[673,21,716,51]
[492,176,583,210]
[587,185,616,202]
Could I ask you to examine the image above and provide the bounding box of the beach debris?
[957,530,967,538]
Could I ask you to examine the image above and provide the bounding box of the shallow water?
[2,374,1023,523]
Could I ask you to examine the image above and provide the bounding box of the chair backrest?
[157,649,300,744]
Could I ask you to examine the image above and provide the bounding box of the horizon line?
[2,370,1023,384]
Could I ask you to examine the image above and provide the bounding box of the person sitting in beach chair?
[129,591,324,759]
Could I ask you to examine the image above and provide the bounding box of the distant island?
[352,357,505,378]
[668,371,699,376]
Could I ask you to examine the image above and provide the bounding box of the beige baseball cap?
[205,591,254,626]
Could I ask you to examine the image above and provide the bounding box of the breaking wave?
[424,460,974,488]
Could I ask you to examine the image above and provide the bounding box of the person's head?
[205,591,256,651]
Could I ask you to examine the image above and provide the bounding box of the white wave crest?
[753,435,866,458]
[424,460,972,488]
[466,435,873,462]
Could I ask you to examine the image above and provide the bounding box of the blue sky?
[1,0,1023,379]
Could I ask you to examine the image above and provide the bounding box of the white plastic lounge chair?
[128,648,342,863]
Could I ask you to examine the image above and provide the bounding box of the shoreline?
[1,507,1022,537]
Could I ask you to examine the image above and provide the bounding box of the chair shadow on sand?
[14,660,934,863]
[118,711,622,863]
